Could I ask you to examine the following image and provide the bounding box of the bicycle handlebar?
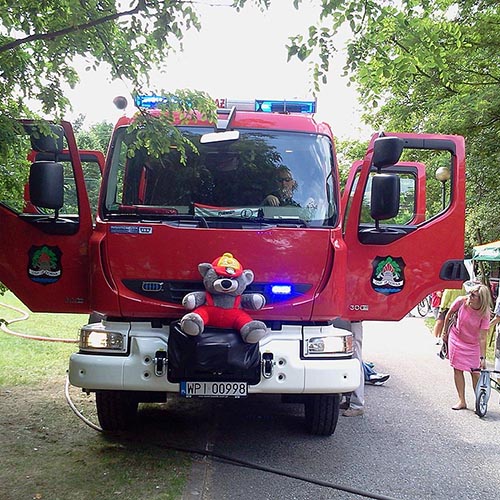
[471,368,500,373]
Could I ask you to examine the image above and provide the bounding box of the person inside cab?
[262,166,300,207]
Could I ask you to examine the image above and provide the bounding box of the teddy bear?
[180,252,267,343]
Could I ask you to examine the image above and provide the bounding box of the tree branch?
[0,1,146,54]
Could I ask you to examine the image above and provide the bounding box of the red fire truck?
[0,98,467,435]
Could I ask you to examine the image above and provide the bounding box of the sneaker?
[371,378,389,386]
[339,400,350,410]
[342,407,364,417]
[366,373,390,385]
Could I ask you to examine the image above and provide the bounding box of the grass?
[0,291,190,500]
[0,381,190,500]
[0,291,85,386]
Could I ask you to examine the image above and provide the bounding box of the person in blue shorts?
[363,361,390,385]
[340,321,391,417]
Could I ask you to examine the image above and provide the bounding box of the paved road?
[145,317,499,500]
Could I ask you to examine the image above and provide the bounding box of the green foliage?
[127,89,217,163]
[287,0,500,252]
[335,138,369,189]
[2,0,498,255]
[0,1,202,117]
[75,118,113,153]
[0,133,29,207]
[0,2,217,220]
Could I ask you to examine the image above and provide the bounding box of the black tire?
[95,390,139,432]
[304,394,340,436]
[475,389,488,418]
[417,298,430,317]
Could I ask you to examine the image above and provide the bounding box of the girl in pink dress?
[444,284,490,410]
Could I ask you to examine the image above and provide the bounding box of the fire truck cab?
[0,98,467,435]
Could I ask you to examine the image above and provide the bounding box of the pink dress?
[448,297,489,371]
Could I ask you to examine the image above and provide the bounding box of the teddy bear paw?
[240,320,267,343]
[180,313,204,336]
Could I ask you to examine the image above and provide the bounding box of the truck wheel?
[304,394,340,436]
[95,391,139,432]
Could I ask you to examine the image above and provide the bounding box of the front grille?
[122,279,311,304]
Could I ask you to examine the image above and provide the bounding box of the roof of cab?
[115,109,333,139]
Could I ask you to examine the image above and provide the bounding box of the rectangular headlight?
[80,327,128,354]
[303,326,353,358]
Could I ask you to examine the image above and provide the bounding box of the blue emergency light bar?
[135,95,316,114]
[135,95,171,108]
[255,99,316,114]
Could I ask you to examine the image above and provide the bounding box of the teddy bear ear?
[242,269,254,284]
[198,263,212,277]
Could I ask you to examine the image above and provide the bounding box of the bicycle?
[416,294,431,317]
[472,368,500,417]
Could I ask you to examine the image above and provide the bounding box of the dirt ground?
[0,378,190,500]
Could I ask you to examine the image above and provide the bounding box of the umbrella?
[472,240,500,261]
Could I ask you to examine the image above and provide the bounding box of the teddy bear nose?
[220,279,233,289]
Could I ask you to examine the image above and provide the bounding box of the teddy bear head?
[199,252,254,296]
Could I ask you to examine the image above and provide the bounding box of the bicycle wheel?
[475,388,488,418]
[417,297,430,317]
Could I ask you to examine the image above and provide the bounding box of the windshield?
[104,126,337,226]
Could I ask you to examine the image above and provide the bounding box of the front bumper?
[69,322,360,395]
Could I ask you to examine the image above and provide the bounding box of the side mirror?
[372,137,405,169]
[370,173,400,220]
[29,161,64,210]
[25,124,64,156]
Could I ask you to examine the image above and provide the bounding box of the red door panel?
[0,121,94,313]
[342,132,466,321]
[0,209,92,312]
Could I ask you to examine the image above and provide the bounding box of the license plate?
[180,381,248,398]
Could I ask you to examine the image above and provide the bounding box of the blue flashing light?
[255,99,316,114]
[271,284,293,295]
[135,95,316,113]
[134,94,182,109]
[135,95,169,108]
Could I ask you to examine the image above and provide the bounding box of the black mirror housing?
[25,124,64,155]
[29,161,64,210]
[370,173,400,220]
[372,137,405,168]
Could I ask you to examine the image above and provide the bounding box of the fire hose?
[1,299,400,500]
[0,300,77,343]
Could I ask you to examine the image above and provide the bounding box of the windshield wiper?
[158,215,209,228]
[105,209,209,227]
[259,217,308,228]
[200,214,308,228]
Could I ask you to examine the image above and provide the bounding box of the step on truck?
[0,97,468,435]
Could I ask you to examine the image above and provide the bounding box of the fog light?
[306,336,346,355]
[80,327,127,353]
[307,337,325,352]
[303,326,353,358]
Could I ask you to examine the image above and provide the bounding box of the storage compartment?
[167,322,261,384]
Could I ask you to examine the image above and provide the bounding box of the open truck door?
[0,121,99,313]
[342,133,468,320]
